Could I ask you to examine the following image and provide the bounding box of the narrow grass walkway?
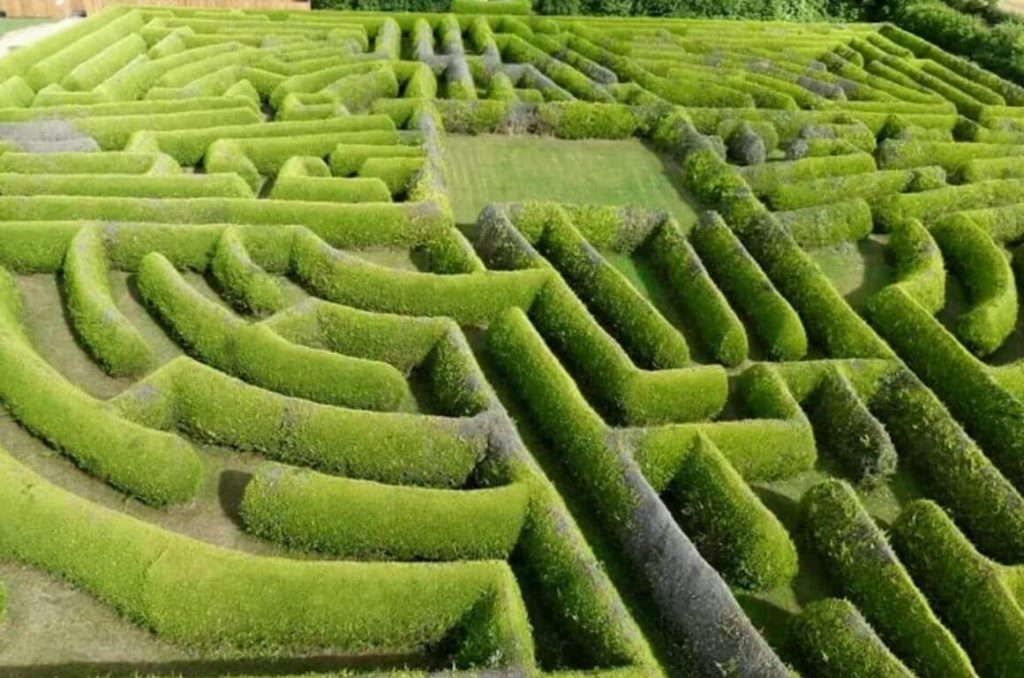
[0,18,51,37]
[446,134,702,226]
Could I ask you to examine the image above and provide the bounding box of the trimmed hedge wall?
[802,479,976,678]
[669,433,798,591]
[113,357,484,488]
[791,598,914,678]
[242,462,530,560]
[691,211,807,361]
[0,265,201,506]
[137,251,413,411]
[893,499,1024,678]
[63,225,153,377]
[0,446,533,666]
[807,369,897,485]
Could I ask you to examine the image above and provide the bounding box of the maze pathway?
[0,6,1023,678]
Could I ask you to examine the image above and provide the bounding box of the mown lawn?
[0,19,50,37]
[446,134,702,226]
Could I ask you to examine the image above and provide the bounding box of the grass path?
[446,134,702,226]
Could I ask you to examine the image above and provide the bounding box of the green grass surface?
[446,135,702,226]
[0,19,51,37]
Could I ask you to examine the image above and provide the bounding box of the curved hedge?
[209,226,287,317]
[63,225,152,377]
[137,251,412,411]
[808,369,897,486]
[0,266,200,506]
[113,357,483,488]
[242,462,531,560]
[291,229,549,325]
[931,217,1016,357]
[0,446,533,665]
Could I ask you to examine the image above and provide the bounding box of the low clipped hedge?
[642,218,748,367]
[893,499,1024,678]
[807,369,897,486]
[874,178,1024,230]
[791,598,914,678]
[773,199,873,247]
[137,251,412,411]
[886,219,946,314]
[868,285,1024,504]
[210,227,287,316]
[765,166,946,211]
[0,447,533,666]
[740,153,877,195]
[931,217,1017,356]
[113,357,483,488]
[242,462,530,560]
[0,196,450,249]
[291,229,548,325]
[63,225,152,377]
[691,212,807,361]
[0,266,201,506]
[537,213,690,370]
[529,276,728,426]
[669,434,798,591]
[802,479,975,678]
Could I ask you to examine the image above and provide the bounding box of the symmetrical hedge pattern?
[3,6,1024,677]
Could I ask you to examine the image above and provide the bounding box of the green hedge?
[134,115,395,165]
[877,139,1024,173]
[0,173,253,200]
[0,196,449,249]
[63,225,152,377]
[529,275,728,426]
[242,462,530,560]
[113,357,483,488]
[137,251,412,411]
[24,11,145,90]
[807,369,897,486]
[291,229,547,325]
[802,479,975,678]
[886,219,946,314]
[537,213,690,370]
[791,598,914,678]
[264,298,448,374]
[0,265,200,506]
[61,33,148,93]
[868,282,1024,499]
[740,153,877,195]
[765,166,946,211]
[874,179,1024,230]
[669,433,797,591]
[0,446,532,665]
[0,152,178,175]
[642,218,747,366]
[270,175,393,202]
[691,212,807,361]
[773,199,873,247]
[210,226,287,316]
[931,216,1016,356]
[868,366,1024,563]
[893,499,1024,678]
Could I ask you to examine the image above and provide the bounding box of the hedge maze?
[6,6,1024,678]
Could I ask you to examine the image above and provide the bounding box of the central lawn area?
[0,19,51,37]
[446,134,702,226]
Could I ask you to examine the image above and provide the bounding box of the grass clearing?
[446,135,702,226]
